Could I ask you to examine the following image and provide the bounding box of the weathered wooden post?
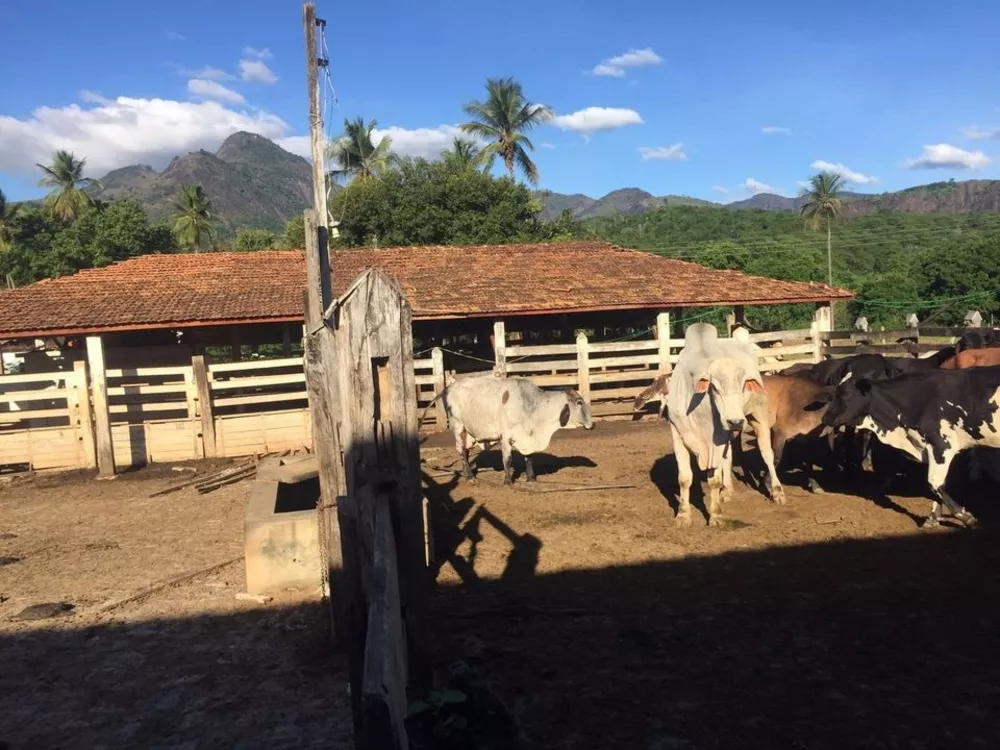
[656,311,672,374]
[71,360,97,469]
[85,336,115,477]
[191,355,217,458]
[493,320,507,376]
[576,332,591,403]
[812,303,833,363]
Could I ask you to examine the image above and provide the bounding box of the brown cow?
[940,348,1000,369]
[633,372,834,492]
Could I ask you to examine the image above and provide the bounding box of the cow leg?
[501,438,515,486]
[720,446,735,507]
[750,406,785,505]
[923,455,977,528]
[669,423,694,527]
[707,467,725,527]
[524,455,536,482]
[457,428,474,481]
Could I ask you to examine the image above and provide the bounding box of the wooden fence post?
[192,355,217,458]
[576,332,591,403]
[493,320,507,376]
[85,336,115,477]
[656,312,672,374]
[431,347,446,429]
[72,360,97,469]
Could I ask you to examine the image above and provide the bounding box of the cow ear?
[559,404,570,427]
[694,378,710,394]
[743,378,764,395]
[804,392,832,411]
[856,378,873,396]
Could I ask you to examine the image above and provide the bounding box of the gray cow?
[666,323,784,526]
[437,374,594,485]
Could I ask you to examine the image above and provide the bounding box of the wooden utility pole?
[302,2,332,322]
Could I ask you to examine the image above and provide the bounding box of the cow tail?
[417,390,447,430]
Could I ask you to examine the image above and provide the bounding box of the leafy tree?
[0,189,19,252]
[36,150,102,222]
[280,214,306,248]
[328,117,396,182]
[461,77,552,185]
[171,185,217,251]
[233,228,278,251]
[329,156,547,247]
[799,171,845,286]
[441,138,481,170]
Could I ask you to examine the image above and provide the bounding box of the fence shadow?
[426,527,1000,750]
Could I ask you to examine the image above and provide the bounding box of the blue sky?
[2,0,999,203]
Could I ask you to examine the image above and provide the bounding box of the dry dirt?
[3,421,1000,749]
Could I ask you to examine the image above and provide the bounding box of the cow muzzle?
[726,418,745,433]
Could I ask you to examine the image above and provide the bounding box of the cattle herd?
[429,325,1000,530]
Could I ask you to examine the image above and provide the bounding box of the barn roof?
[0,242,853,338]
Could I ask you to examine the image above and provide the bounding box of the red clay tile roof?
[0,242,853,338]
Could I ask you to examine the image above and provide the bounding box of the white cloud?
[181,66,233,81]
[166,31,186,41]
[550,107,643,133]
[638,143,687,161]
[712,185,730,194]
[810,159,879,185]
[0,95,289,176]
[239,59,278,84]
[187,79,246,105]
[797,180,811,189]
[904,143,991,170]
[592,48,662,77]
[743,177,781,195]
[540,142,556,149]
[243,46,273,60]
[761,126,792,135]
[962,125,1000,140]
[79,90,112,105]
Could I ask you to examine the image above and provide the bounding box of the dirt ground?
[3,420,1000,749]
[0,461,352,750]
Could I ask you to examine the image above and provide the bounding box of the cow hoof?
[674,513,692,528]
[708,516,725,528]
[956,511,978,528]
[771,487,787,506]
[806,478,823,494]
[920,515,940,529]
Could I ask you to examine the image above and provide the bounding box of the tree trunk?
[826,218,833,287]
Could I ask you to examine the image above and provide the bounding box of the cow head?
[821,377,873,427]
[559,388,594,431]
[693,357,762,434]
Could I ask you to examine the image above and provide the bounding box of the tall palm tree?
[172,185,217,252]
[36,150,101,222]
[327,117,396,182]
[799,171,846,286]
[0,189,19,252]
[460,77,553,185]
[441,137,481,168]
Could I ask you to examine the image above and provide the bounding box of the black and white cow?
[820,366,1000,528]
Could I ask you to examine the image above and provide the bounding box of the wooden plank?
[507,360,578,374]
[576,333,590,403]
[359,496,408,750]
[73,361,97,470]
[505,343,578,357]
[208,356,305,374]
[0,388,69,404]
[413,374,436,387]
[493,320,506,376]
[825,344,927,356]
[212,391,308,408]
[0,409,71,424]
[106,384,188,396]
[412,358,434,372]
[105,365,191,377]
[192,355,217,459]
[749,328,813,343]
[589,339,662,353]
[0,371,70,386]
[589,369,657,384]
[86,336,116,476]
[210,372,307,390]
[526,373,577,387]
[757,343,815,358]
[589,386,646,401]
[656,312,672,374]
[588,353,660,368]
[336,495,366,732]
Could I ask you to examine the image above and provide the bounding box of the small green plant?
[408,689,470,742]
[408,689,467,717]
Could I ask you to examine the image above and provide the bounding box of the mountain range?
[82,132,1000,230]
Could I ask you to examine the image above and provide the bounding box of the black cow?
[819,366,1000,528]
[956,330,1000,353]
[886,345,956,373]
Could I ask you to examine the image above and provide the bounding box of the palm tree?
[0,189,19,252]
[327,117,396,182]
[460,77,552,185]
[172,185,217,252]
[36,150,102,222]
[799,171,846,286]
[441,137,481,169]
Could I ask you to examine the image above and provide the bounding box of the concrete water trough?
[244,455,323,596]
